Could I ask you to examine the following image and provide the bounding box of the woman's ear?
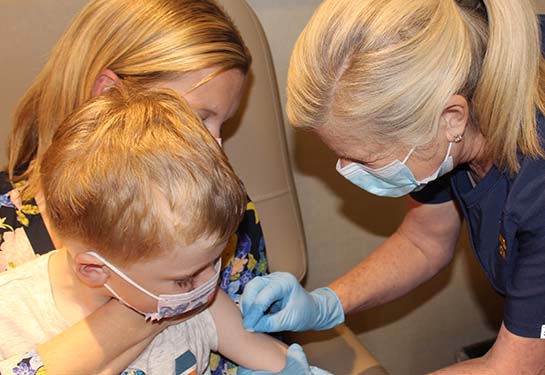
[74,253,110,287]
[441,95,470,142]
[91,69,120,97]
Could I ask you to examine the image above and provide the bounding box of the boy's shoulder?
[0,252,55,316]
[0,251,50,287]
[0,252,66,360]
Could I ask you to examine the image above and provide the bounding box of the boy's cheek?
[134,297,158,314]
[106,279,158,314]
[207,285,220,304]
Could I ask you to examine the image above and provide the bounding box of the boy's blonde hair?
[9,0,251,198]
[287,0,545,173]
[41,87,246,265]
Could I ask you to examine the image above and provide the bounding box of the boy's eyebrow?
[165,259,216,280]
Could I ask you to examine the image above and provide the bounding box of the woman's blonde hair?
[42,86,246,264]
[9,0,251,197]
[287,0,545,173]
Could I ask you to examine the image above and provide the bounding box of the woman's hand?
[237,344,333,375]
[241,272,344,332]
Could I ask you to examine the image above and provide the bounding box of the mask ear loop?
[86,251,160,301]
[401,147,416,165]
[444,142,454,161]
[404,140,454,166]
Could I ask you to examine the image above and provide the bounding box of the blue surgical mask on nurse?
[336,142,455,198]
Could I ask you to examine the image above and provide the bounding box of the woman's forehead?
[316,124,399,162]
[158,68,246,116]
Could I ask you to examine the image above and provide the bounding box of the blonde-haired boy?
[0,87,287,374]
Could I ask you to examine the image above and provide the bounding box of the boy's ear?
[91,69,121,97]
[441,94,470,142]
[74,253,110,287]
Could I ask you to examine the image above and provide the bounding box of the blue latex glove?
[237,344,334,375]
[241,272,344,333]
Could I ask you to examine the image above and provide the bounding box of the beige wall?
[245,1,545,374]
[0,1,87,171]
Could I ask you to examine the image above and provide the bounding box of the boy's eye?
[175,278,194,290]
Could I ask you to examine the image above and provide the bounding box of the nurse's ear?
[91,69,121,97]
[441,94,470,142]
[74,253,111,287]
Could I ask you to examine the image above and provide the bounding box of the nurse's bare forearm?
[329,232,442,313]
[330,199,462,314]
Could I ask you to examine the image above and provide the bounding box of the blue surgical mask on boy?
[336,142,454,198]
[86,251,221,321]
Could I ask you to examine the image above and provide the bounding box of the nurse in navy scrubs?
[240,0,545,373]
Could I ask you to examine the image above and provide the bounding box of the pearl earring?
[454,134,463,143]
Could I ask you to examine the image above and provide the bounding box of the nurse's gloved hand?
[241,272,344,333]
[237,344,333,375]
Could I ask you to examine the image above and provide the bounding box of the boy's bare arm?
[209,290,288,372]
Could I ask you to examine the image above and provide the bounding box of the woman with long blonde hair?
[241,0,545,373]
[0,0,313,374]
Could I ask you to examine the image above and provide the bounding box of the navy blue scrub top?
[411,112,545,339]
[411,15,545,340]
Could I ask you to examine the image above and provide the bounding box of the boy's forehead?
[128,236,226,278]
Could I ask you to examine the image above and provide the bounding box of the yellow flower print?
[15,210,30,227]
[4,185,41,227]
[12,180,26,189]
[247,254,257,271]
[0,217,14,232]
[221,234,238,270]
[257,260,267,274]
[231,257,248,275]
[21,204,40,215]
[15,203,40,227]
[246,202,259,224]
[210,353,220,370]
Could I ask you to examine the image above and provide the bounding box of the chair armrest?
[287,324,389,375]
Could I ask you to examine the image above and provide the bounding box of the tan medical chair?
[0,1,388,374]
[219,2,388,375]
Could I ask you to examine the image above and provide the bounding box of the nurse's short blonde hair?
[287,0,545,173]
[9,0,251,198]
[41,87,246,265]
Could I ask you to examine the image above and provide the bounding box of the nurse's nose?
[339,158,352,168]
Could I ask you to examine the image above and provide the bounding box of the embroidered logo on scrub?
[499,234,507,260]
[176,351,197,375]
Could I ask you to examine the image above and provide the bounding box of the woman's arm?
[330,196,462,313]
[429,323,545,374]
[241,197,463,333]
[36,299,167,375]
[209,290,288,372]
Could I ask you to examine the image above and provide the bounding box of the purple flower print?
[12,362,36,375]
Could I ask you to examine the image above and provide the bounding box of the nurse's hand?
[241,272,344,332]
[237,344,333,375]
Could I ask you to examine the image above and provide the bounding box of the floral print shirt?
[0,173,270,375]
[4,351,46,375]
